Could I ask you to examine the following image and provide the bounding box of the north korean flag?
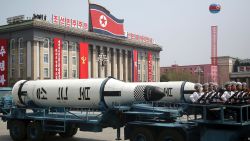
[89,4,125,38]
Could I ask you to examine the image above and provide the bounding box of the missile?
[135,81,195,103]
[12,77,166,109]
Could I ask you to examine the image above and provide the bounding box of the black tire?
[9,120,27,141]
[59,126,78,138]
[27,121,45,141]
[130,127,154,141]
[157,129,184,141]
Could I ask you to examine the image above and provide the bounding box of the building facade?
[0,19,161,86]
[217,56,236,86]
[230,59,250,87]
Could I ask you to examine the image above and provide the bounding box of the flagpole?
[88,0,93,32]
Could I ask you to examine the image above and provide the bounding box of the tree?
[160,69,198,82]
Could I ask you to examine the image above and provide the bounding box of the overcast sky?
[1,0,249,66]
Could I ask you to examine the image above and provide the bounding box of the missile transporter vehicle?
[1,77,250,141]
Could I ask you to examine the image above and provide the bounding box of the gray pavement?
[0,121,126,141]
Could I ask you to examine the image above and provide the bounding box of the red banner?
[79,42,88,79]
[133,50,138,82]
[148,52,153,82]
[0,39,8,86]
[53,38,62,79]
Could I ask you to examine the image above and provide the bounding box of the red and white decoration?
[53,38,62,79]
[148,51,153,82]
[133,50,138,82]
[0,39,8,86]
[52,15,88,30]
[126,32,154,44]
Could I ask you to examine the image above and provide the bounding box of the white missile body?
[12,78,165,109]
[135,81,195,103]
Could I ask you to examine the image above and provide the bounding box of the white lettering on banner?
[0,74,6,85]
[0,60,5,71]
[0,46,6,57]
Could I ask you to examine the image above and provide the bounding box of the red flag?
[133,50,138,82]
[0,39,8,86]
[89,4,125,38]
[79,42,88,78]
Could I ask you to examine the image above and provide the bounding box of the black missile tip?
[144,86,165,101]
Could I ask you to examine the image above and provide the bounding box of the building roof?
[0,19,162,51]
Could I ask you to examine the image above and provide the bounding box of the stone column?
[88,46,92,78]
[92,45,97,78]
[107,47,111,77]
[100,47,105,78]
[26,41,32,79]
[112,49,117,79]
[157,54,160,82]
[119,50,123,80]
[124,50,128,82]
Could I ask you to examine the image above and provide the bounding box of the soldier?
[221,82,231,103]
[206,83,220,103]
[242,82,248,92]
[226,82,242,104]
[239,82,249,103]
[190,83,203,103]
[195,83,210,104]
[204,82,217,103]
[230,81,237,95]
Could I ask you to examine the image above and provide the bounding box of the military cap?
[224,82,231,87]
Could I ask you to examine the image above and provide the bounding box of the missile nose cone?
[144,86,166,101]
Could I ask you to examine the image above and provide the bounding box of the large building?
[230,58,250,87]
[0,18,161,86]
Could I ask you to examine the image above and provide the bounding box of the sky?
[0,0,249,66]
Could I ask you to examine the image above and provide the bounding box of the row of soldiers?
[190,81,250,104]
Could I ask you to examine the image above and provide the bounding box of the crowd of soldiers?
[190,81,250,105]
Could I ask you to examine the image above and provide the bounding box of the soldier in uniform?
[190,83,203,103]
[221,82,232,103]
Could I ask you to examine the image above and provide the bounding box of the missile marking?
[103,91,121,97]
[78,87,91,100]
[57,87,68,100]
[164,88,173,97]
[36,87,48,100]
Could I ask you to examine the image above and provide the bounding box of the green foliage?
[160,69,198,82]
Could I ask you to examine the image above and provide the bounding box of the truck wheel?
[157,130,184,141]
[130,127,154,141]
[9,120,27,141]
[27,121,45,141]
[59,126,78,138]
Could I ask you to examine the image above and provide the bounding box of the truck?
[0,77,250,141]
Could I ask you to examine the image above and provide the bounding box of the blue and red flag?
[89,3,125,38]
